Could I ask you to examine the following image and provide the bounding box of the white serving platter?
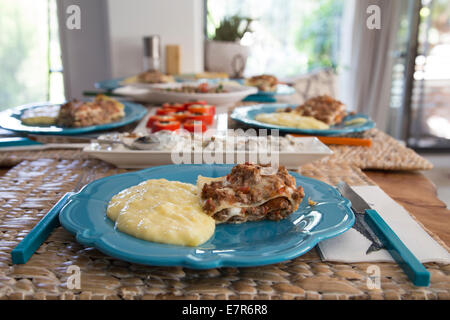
[113,83,257,106]
[83,136,333,169]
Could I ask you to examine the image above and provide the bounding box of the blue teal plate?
[59,164,354,269]
[231,104,375,136]
[242,85,296,103]
[95,76,189,91]
[95,78,125,91]
[0,101,147,135]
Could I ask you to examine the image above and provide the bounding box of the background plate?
[231,104,375,136]
[0,101,147,135]
[59,164,354,269]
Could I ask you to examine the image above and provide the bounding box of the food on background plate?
[56,95,125,128]
[344,117,368,126]
[246,74,278,92]
[122,69,174,84]
[254,95,349,130]
[20,105,60,126]
[20,95,125,128]
[197,163,305,224]
[291,95,347,126]
[255,112,329,130]
[91,131,318,153]
[163,83,228,94]
[107,179,215,247]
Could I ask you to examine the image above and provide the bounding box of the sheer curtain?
[338,0,402,132]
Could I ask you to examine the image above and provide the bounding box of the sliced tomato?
[152,120,181,132]
[187,104,215,115]
[156,107,176,115]
[172,111,190,123]
[186,111,213,125]
[183,100,207,109]
[162,103,185,111]
[183,120,207,133]
[146,115,176,128]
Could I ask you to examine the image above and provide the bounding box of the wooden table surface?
[366,170,450,248]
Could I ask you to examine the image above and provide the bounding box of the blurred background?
[0,0,449,151]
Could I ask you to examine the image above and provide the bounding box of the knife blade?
[336,181,384,254]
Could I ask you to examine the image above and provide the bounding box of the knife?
[337,182,430,287]
[337,182,384,254]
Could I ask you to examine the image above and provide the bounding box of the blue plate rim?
[59,164,354,269]
[230,104,375,136]
[0,100,147,135]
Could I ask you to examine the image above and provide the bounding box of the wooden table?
[366,170,450,247]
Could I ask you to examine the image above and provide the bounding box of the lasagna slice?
[294,95,347,126]
[56,94,125,128]
[197,163,305,224]
[246,75,278,92]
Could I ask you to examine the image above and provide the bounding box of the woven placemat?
[0,158,448,300]
[317,129,433,171]
[0,128,433,171]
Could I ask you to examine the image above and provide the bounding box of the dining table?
[0,102,448,300]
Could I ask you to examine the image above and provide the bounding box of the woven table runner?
[314,129,433,171]
[0,128,433,171]
[0,158,448,300]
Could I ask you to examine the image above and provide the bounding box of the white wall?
[57,0,112,99]
[58,0,204,99]
[107,0,204,78]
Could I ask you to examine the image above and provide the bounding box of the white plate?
[113,83,257,106]
[83,136,333,169]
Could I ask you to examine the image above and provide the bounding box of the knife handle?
[11,192,75,264]
[364,209,430,287]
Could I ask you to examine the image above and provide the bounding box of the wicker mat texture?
[0,158,448,300]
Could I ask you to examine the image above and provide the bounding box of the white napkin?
[318,186,450,264]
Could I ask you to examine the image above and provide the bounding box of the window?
[0,0,64,112]
[206,0,344,78]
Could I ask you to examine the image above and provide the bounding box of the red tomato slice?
[183,100,207,109]
[156,107,176,115]
[162,103,185,111]
[186,111,213,125]
[152,120,181,132]
[187,104,215,115]
[146,115,176,128]
[183,120,207,133]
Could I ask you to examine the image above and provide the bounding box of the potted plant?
[205,15,253,78]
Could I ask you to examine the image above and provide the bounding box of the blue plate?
[95,78,126,91]
[242,85,296,103]
[95,76,192,91]
[0,101,147,135]
[59,164,354,269]
[231,104,375,136]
